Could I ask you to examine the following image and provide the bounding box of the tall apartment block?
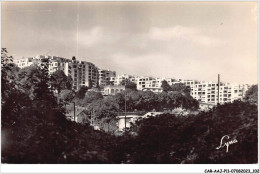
[64,59,99,90]
[15,55,99,91]
[98,69,116,87]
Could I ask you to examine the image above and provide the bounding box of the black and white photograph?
[0,1,258,172]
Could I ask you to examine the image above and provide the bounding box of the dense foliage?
[119,78,137,91]
[50,70,73,94]
[1,49,115,163]
[114,101,258,164]
[244,85,258,105]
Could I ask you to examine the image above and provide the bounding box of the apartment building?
[15,57,35,69]
[15,55,99,91]
[64,59,99,90]
[111,74,138,86]
[111,74,249,105]
[176,80,250,105]
[98,69,116,87]
[15,56,250,103]
[136,76,176,92]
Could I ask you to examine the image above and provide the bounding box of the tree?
[1,48,13,66]
[80,91,103,106]
[161,80,172,92]
[120,78,137,91]
[135,91,157,111]
[156,91,171,111]
[171,83,191,96]
[17,65,46,99]
[50,70,73,94]
[244,85,257,105]
[1,48,19,103]
[60,89,75,103]
[88,97,119,132]
[76,86,89,99]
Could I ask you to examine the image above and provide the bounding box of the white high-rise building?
[15,55,99,91]
[98,69,116,87]
[176,79,250,105]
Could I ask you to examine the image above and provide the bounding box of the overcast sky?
[2,2,258,84]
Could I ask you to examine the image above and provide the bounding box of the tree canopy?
[76,86,89,99]
[120,78,137,91]
[244,85,257,105]
[114,101,257,164]
[50,70,73,94]
[161,80,172,92]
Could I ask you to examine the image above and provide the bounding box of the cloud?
[147,25,223,46]
[78,26,104,47]
[148,25,197,40]
[110,53,178,77]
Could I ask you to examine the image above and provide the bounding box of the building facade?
[15,55,99,91]
[103,85,125,95]
[98,69,116,87]
[64,59,99,90]
[15,56,250,104]
[175,80,250,105]
[111,74,250,105]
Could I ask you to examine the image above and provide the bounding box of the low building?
[103,85,125,95]
[199,102,215,111]
[142,87,163,94]
[117,115,142,131]
[15,57,34,68]
[142,112,164,118]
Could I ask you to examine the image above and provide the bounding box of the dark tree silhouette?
[50,70,73,94]
[244,85,257,105]
[161,80,172,92]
